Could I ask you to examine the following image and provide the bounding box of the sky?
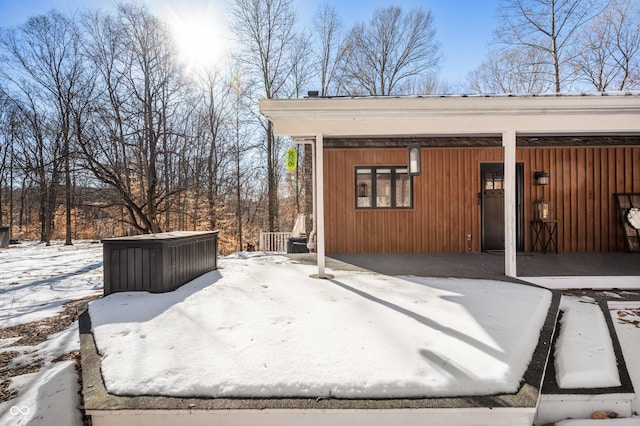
[0,0,501,87]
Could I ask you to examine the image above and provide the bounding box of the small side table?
[531,220,558,254]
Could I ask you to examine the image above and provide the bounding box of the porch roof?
[259,92,640,138]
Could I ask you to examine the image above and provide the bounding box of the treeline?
[0,0,638,253]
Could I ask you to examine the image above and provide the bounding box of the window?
[484,171,504,190]
[355,167,413,209]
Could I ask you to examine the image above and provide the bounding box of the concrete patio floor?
[323,252,640,282]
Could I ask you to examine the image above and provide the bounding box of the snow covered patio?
[4,242,638,425]
[82,252,560,426]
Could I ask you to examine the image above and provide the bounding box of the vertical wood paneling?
[577,148,585,251]
[324,145,639,254]
[608,148,617,249]
[326,147,492,253]
[593,149,601,251]
[586,148,595,251]
[510,145,638,253]
[564,149,573,250]
[456,150,464,250]
[569,149,577,251]
[600,149,609,249]
[463,149,472,251]
[634,148,640,194]
[431,150,439,250]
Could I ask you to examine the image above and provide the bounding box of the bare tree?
[0,94,10,228]
[288,32,315,99]
[609,0,640,89]
[313,3,348,96]
[0,86,61,244]
[0,96,29,238]
[572,11,619,91]
[229,0,298,232]
[1,4,304,247]
[193,66,235,234]
[572,0,640,90]
[0,12,83,244]
[79,5,187,234]
[468,46,554,93]
[495,0,605,92]
[341,6,440,96]
[230,72,254,251]
[189,65,262,252]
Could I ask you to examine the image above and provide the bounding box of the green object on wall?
[286,148,298,171]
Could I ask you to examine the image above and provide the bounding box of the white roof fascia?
[259,95,640,138]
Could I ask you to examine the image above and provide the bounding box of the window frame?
[354,166,414,210]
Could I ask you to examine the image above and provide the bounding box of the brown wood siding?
[324,145,640,254]
[520,146,640,253]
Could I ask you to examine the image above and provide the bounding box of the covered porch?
[259,93,640,279]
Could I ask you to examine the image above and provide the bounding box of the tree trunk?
[236,152,243,251]
[64,140,73,245]
[9,144,14,239]
[235,106,243,251]
[162,88,170,232]
[551,1,561,93]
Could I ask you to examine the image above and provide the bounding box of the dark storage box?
[102,231,218,296]
[287,237,309,253]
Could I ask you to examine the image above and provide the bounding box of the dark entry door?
[481,163,524,251]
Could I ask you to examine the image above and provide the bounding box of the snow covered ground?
[0,241,103,327]
[1,339,82,426]
[0,241,103,426]
[89,252,552,399]
[2,242,640,425]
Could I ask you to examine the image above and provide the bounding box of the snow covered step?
[555,296,621,389]
[610,302,640,416]
[535,296,637,426]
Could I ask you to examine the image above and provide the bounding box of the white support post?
[503,130,517,278]
[311,139,316,249]
[315,133,326,278]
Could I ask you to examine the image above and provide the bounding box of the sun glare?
[166,4,228,72]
